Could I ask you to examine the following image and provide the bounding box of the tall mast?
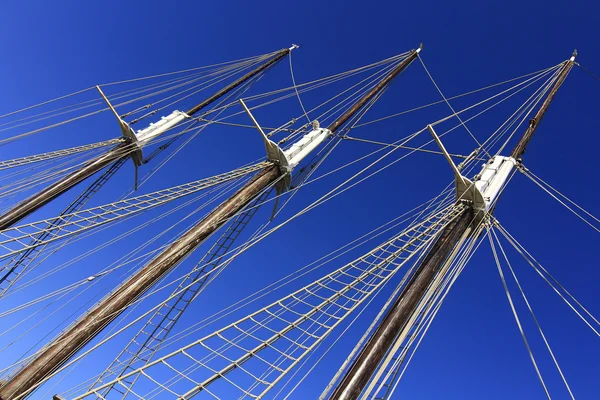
[0,47,421,400]
[329,51,577,400]
[0,47,293,231]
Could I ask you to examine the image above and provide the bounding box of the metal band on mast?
[0,47,293,231]
[0,47,420,400]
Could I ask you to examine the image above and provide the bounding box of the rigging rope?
[0,52,273,145]
[17,128,460,396]
[494,67,561,155]
[488,227,552,400]
[2,138,404,302]
[493,220,600,335]
[0,178,251,376]
[56,190,453,397]
[519,165,600,233]
[67,206,461,400]
[353,64,562,128]
[289,49,311,124]
[0,62,556,298]
[491,227,575,399]
[384,228,487,399]
[0,51,581,399]
[0,50,277,123]
[576,63,600,82]
[418,54,491,159]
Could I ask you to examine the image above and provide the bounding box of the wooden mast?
[328,51,577,400]
[0,47,421,400]
[0,48,293,231]
[511,51,576,160]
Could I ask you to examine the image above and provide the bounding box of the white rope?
[487,227,552,400]
[495,68,560,155]
[0,179,249,377]
[520,167,600,233]
[0,184,244,373]
[386,226,487,399]
[491,227,575,399]
[319,185,456,399]
[0,53,271,144]
[5,78,516,302]
[199,53,406,129]
[429,64,560,129]
[4,139,402,300]
[289,50,311,124]
[477,66,561,158]
[361,210,482,400]
[58,188,455,398]
[129,54,270,124]
[418,54,491,158]
[0,178,249,322]
[354,64,561,128]
[100,50,280,86]
[0,87,95,120]
[137,58,270,190]
[0,51,274,125]
[493,220,600,336]
[50,154,454,397]
[275,274,393,399]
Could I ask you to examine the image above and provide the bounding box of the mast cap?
[570,49,577,61]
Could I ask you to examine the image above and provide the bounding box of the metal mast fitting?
[329,51,576,400]
[0,46,421,400]
[0,47,294,232]
[428,51,575,218]
[239,98,332,193]
[428,124,516,215]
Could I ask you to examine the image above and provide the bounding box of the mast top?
[508,50,576,160]
[570,49,577,62]
[326,44,422,134]
[289,44,300,51]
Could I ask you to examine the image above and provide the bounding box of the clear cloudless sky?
[0,1,599,399]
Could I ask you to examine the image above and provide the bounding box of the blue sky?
[0,0,598,399]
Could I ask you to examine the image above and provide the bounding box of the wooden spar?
[328,44,422,134]
[511,50,576,160]
[0,48,293,232]
[0,144,129,231]
[328,51,577,400]
[0,47,421,400]
[185,47,293,116]
[0,166,280,400]
[329,205,473,400]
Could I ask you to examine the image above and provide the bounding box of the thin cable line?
[354,65,560,128]
[493,220,600,336]
[520,166,599,233]
[487,227,551,400]
[289,50,311,124]
[576,63,600,82]
[418,54,492,158]
[491,228,575,399]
